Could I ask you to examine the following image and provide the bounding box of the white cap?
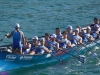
[39,38,45,41]
[66,25,73,29]
[75,28,79,32]
[50,34,56,38]
[32,36,38,40]
[15,23,20,28]
[87,26,91,30]
[94,24,99,28]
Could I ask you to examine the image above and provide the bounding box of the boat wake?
[0,60,22,72]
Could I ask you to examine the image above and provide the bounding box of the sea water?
[0,0,100,75]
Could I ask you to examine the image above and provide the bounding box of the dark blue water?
[0,0,100,75]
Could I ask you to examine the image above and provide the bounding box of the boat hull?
[0,39,100,72]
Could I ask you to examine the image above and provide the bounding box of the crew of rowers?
[5,17,100,55]
[21,17,100,55]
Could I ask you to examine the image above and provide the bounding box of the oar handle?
[0,37,4,41]
[0,35,7,42]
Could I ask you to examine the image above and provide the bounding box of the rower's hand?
[0,34,9,41]
[5,34,9,37]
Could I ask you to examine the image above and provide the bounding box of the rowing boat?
[0,38,100,72]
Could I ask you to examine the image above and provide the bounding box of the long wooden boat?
[0,38,100,72]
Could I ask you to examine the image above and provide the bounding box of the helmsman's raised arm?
[5,31,14,38]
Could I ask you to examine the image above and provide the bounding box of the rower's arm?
[79,37,83,44]
[90,35,95,41]
[68,41,71,48]
[56,43,59,50]
[29,50,35,55]
[22,32,25,46]
[6,31,14,38]
[44,47,52,53]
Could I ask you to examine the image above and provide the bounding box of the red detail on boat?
[55,49,69,56]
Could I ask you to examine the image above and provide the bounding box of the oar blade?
[78,55,86,63]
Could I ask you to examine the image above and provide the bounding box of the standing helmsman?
[5,23,25,54]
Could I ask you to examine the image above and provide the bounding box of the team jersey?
[59,39,69,48]
[12,30,23,49]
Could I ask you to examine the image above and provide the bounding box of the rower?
[5,23,25,54]
[90,17,100,29]
[44,33,51,47]
[22,37,31,54]
[76,26,82,36]
[66,25,73,41]
[80,29,88,43]
[59,31,72,49]
[83,26,94,42]
[91,24,100,39]
[77,26,82,32]
[94,17,100,25]
[48,34,60,50]
[71,28,82,46]
[55,28,63,41]
[29,38,51,55]
[39,38,52,53]
[29,36,40,55]
[31,36,40,48]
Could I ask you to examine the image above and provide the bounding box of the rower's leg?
[19,48,22,54]
[12,48,15,53]
[18,43,23,54]
[12,44,16,53]
[29,51,35,55]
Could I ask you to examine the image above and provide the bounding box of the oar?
[52,53,64,64]
[82,41,99,57]
[60,49,86,63]
[0,34,9,42]
[94,39,100,46]
[46,53,63,64]
[49,43,86,63]
[0,36,6,42]
[71,45,83,54]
